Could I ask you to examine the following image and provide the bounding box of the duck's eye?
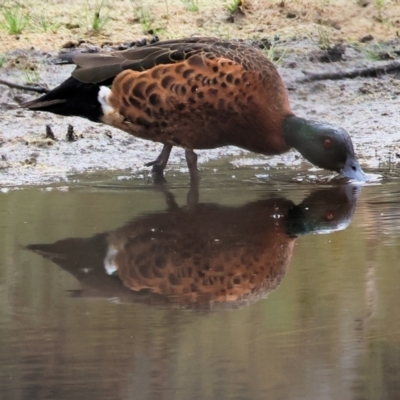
[323,138,332,148]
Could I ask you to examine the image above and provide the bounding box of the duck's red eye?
[324,138,332,148]
[326,211,334,220]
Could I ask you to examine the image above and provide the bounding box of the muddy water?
[0,166,399,400]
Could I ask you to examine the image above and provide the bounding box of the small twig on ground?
[299,61,400,82]
[0,79,50,94]
[66,124,78,142]
[45,125,56,140]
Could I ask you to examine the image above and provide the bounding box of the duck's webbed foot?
[145,144,172,182]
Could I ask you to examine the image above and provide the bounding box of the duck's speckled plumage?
[104,53,290,154]
[71,37,291,155]
[107,200,295,303]
[23,37,366,180]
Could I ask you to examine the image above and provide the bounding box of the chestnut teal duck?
[23,37,366,181]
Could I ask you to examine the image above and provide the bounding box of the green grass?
[23,69,41,85]
[140,12,153,32]
[226,0,241,13]
[263,43,287,65]
[34,14,61,33]
[0,5,30,35]
[0,54,6,67]
[374,0,385,19]
[364,42,396,61]
[374,0,385,10]
[308,26,332,51]
[82,0,110,34]
[129,0,165,34]
[365,42,383,60]
[181,0,199,12]
[92,1,109,33]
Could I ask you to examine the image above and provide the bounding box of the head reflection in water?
[27,185,360,309]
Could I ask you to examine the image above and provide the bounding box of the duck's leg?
[185,149,198,181]
[185,149,199,207]
[145,144,172,181]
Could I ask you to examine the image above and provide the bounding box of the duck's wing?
[71,37,271,84]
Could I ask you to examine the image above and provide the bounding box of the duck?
[23,37,366,181]
[27,185,359,308]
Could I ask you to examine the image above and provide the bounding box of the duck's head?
[283,115,366,181]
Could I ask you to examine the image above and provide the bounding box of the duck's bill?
[339,157,368,181]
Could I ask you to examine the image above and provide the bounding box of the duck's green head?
[283,115,366,181]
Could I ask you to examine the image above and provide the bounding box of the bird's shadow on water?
[26,181,361,311]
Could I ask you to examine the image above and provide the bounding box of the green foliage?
[375,0,385,10]
[317,27,332,50]
[263,43,287,66]
[0,4,30,35]
[140,12,153,32]
[308,26,332,51]
[374,0,385,19]
[181,0,199,12]
[91,0,110,33]
[364,42,396,61]
[129,0,165,34]
[81,0,109,34]
[0,54,6,67]
[226,0,241,13]
[23,69,40,84]
[34,14,61,33]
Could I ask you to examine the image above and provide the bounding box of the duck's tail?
[22,77,104,122]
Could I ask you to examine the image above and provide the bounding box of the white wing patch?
[98,86,114,115]
[104,245,118,275]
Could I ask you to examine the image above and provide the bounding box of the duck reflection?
[27,185,360,309]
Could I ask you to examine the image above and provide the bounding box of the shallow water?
[0,165,400,400]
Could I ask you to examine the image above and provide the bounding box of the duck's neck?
[282,115,310,150]
[282,114,331,169]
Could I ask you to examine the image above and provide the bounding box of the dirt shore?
[0,0,399,186]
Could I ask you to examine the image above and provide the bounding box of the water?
[0,165,400,400]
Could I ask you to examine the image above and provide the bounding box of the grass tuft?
[374,0,385,19]
[92,2,109,33]
[263,43,287,65]
[0,5,30,35]
[129,0,165,34]
[34,14,61,33]
[23,69,41,85]
[226,0,242,13]
[181,0,199,12]
[0,54,6,67]
[83,0,110,34]
[308,26,332,50]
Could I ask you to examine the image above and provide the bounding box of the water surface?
[0,166,399,400]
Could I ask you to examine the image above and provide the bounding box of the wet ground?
[0,165,400,400]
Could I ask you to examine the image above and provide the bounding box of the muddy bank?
[0,37,400,186]
[1,0,400,52]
